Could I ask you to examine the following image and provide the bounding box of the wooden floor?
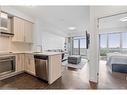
[98,60,127,89]
[0,61,127,89]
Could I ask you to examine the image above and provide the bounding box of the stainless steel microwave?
[0,12,14,36]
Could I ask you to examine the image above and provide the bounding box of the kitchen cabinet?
[15,53,35,76]
[24,54,35,76]
[12,17,24,42]
[12,17,33,43]
[1,52,62,84]
[15,54,25,72]
[24,20,33,43]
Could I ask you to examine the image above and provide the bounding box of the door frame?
[97,11,127,82]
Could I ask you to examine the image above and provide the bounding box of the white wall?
[41,32,65,50]
[99,27,127,34]
[88,7,99,83]
[89,6,127,83]
[33,19,65,51]
[94,6,127,18]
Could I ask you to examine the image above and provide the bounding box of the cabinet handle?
[24,36,26,42]
[29,58,30,64]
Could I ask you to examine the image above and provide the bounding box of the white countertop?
[0,51,62,56]
[33,51,62,56]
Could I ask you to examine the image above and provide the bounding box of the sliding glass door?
[73,39,79,55]
[72,36,86,56]
[80,38,86,55]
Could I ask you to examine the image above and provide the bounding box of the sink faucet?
[36,45,42,52]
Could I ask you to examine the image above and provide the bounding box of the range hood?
[0,12,14,37]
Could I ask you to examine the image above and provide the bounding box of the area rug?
[62,59,88,69]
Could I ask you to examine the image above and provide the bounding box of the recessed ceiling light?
[68,27,76,30]
[24,5,36,8]
[120,17,127,22]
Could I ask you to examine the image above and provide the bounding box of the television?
[86,31,90,49]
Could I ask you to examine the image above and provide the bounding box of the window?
[100,34,107,48]
[100,32,127,55]
[108,33,120,48]
[80,38,86,55]
[73,36,86,55]
[122,32,127,48]
[80,38,86,48]
[73,39,79,48]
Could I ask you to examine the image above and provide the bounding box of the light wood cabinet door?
[12,17,33,43]
[25,54,35,75]
[24,20,33,43]
[12,17,25,42]
[16,54,24,72]
[29,55,35,75]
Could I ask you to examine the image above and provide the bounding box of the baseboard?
[0,70,36,81]
[24,71,36,76]
[0,71,24,81]
[89,80,98,89]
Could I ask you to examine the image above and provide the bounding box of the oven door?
[0,56,15,75]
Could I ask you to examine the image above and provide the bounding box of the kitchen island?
[33,52,62,84]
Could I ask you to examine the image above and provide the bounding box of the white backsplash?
[0,36,31,52]
[0,36,11,52]
[10,42,31,52]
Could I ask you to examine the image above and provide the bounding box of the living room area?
[62,35,88,70]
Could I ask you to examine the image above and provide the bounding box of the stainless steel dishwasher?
[34,55,48,82]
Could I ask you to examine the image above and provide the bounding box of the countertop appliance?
[34,55,48,82]
[0,55,15,76]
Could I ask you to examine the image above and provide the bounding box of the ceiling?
[99,12,127,33]
[12,6,90,37]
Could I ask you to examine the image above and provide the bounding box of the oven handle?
[0,59,14,63]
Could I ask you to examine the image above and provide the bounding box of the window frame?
[121,32,127,49]
[99,33,108,49]
[100,32,127,49]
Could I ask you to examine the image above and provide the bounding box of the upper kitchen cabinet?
[12,16,33,43]
[12,17,24,42]
[24,20,33,43]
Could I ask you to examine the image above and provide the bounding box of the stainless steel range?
[0,55,15,76]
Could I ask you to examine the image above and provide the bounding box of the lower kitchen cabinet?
[24,54,36,76]
[11,53,62,84]
[15,54,25,72]
[16,54,35,76]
